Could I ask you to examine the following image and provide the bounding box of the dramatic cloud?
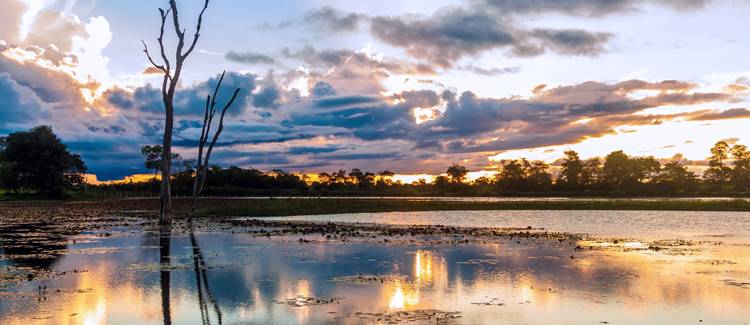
[295,0,716,67]
[279,45,436,94]
[105,72,260,117]
[0,72,47,129]
[1,0,747,179]
[370,9,612,67]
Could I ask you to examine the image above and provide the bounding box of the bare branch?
[158,8,172,73]
[221,89,241,115]
[142,40,169,75]
[206,88,240,159]
[210,71,226,110]
[182,0,210,59]
[168,0,184,38]
[169,0,186,64]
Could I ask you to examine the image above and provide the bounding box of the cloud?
[225,50,277,65]
[370,9,514,68]
[290,0,719,67]
[252,83,282,109]
[287,146,343,155]
[310,81,337,97]
[512,28,612,57]
[461,65,521,76]
[1,0,743,178]
[476,0,712,17]
[687,108,750,121]
[304,6,366,32]
[370,8,612,67]
[0,72,47,128]
[24,10,84,53]
[280,45,436,94]
[106,72,259,117]
[0,0,25,45]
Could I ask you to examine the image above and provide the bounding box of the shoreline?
[5,197,750,216]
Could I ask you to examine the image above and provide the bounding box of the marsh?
[1,200,749,324]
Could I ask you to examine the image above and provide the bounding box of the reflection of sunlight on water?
[388,280,420,310]
[389,284,405,309]
[388,250,450,310]
[82,300,106,325]
[414,250,433,284]
[68,264,110,325]
[518,275,536,303]
[623,241,646,249]
[4,231,750,324]
[294,279,311,323]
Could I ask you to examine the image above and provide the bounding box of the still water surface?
[268,210,750,242]
[1,210,749,324]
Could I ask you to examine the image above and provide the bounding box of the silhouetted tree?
[191,71,241,216]
[141,145,182,179]
[559,150,583,190]
[433,175,450,188]
[495,159,528,191]
[580,158,603,189]
[654,161,698,192]
[704,141,732,186]
[349,168,375,190]
[730,144,750,191]
[0,126,87,196]
[496,159,551,192]
[446,164,469,183]
[376,170,396,188]
[143,0,210,224]
[473,176,493,186]
[528,161,553,191]
[602,151,660,191]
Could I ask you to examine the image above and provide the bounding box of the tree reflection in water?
[158,220,223,325]
[189,219,223,325]
[159,224,171,325]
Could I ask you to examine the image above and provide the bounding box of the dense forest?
[98,140,750,197]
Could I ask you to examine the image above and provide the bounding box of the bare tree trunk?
[190,72,240,217]
[160,111,173,222]
[143,0,209,225]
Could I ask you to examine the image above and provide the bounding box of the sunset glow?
[0,1,748,181]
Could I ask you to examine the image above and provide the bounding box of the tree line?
[94,140,750,197]
[2,125,749,197]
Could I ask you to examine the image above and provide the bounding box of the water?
[267,210,750,243]
[1,210,750,324]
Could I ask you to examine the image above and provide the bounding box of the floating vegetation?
[457,259,498,265]
[722,279,750,288]
[336,309,462,324]
[470,297,506,306]
[275,295,343,307]
[330,274,405,285]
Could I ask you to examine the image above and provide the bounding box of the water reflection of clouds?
[1,231,750,324]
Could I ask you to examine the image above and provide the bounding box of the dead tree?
[142,0,209,224]
[191,72,240,216]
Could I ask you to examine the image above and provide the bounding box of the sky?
[0,0,749,180]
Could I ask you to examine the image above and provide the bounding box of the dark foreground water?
[1,212,750,324]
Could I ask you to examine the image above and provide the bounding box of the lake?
[266,210,750,242]
[1,209,749,324]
